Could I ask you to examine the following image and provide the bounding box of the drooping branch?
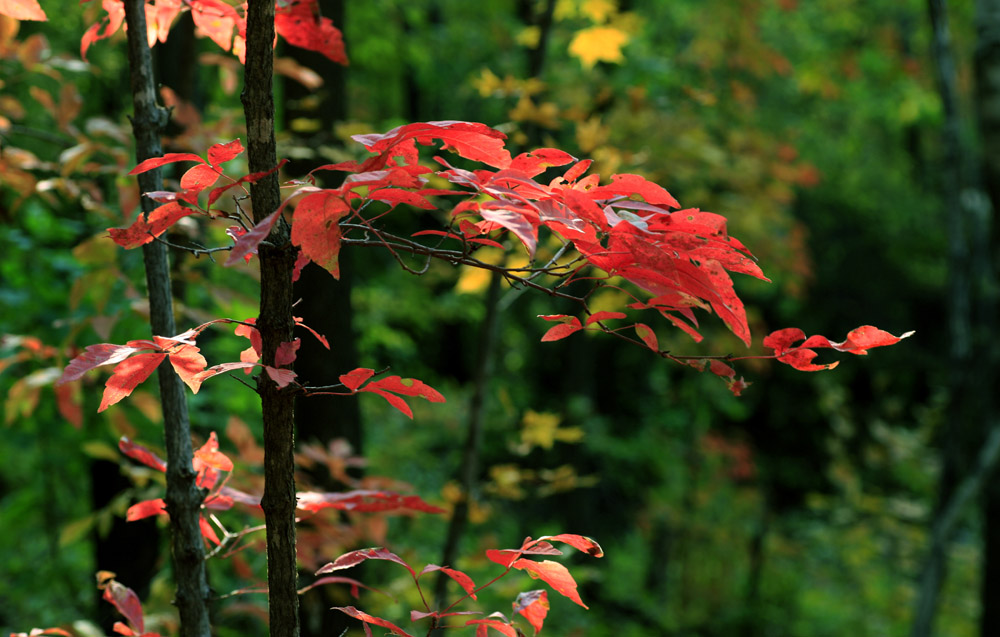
[121,2,211,636]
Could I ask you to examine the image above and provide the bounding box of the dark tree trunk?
[242,2,300,636]
[122,2,211,636]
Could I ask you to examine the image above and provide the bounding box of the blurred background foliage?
[0,0,980,635]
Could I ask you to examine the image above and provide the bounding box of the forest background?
[0,0,989,635]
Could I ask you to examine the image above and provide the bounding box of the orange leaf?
[511,558,588,608]
[0,0,46,21]
[99,353,167,412]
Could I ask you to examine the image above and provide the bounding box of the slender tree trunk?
[242,2,300,636]
[121,3,211,636]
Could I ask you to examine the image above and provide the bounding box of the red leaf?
[513,590,549,635]
[833,325,914,354]
[509,148,576,176]
[101,580,145,635]
[58,343,142,384]
[339,367,375,391]
[207,139,244,168]
[634,323,659,352]
[264,365,297,387]
[191,361,259,385]
[332,607,413,637]
[562,159,593,183]
[368,188,438,210]
[128,153,205,175]
[100,352,167,412]
[126,498,166,522]
[318,547,417,580]
[511,558,588,608]
[108,202,197,249]
[294,316,330,349]
[190,0,235,51]
[168,344,208,393]
[54,381,82,428]
[194,431,233,472]
[298,490,445,515]
[533,534,604,557]
[275,3,348,64]
[80,2,124,61]
[588,173,680,207]
[419,565,477,600]
[275,339,300,366]
[290,190,350,278]
[585,311,626,326]
[119,437,167,472]
[364,376,446,403]
[0,0,46,20]
[224,208,282,267]
[540,321,583,342]
[353,121,512,169]
[480,203,538,257]
[199,514,221,545]
[466,616,518,637]
[180,163,221,194]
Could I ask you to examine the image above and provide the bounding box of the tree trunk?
[242,2,300,636]
[121,2,211,636]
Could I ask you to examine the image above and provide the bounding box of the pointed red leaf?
[225,209,282,267]
[332,607,413,637]
[207,139,244,168]
[275,3,348,64]
[180,163,221,194]
[168,344,208,393]
[364,376,446,403]
[101,580,145,634]
[290,190,350,278]
[58,343,142,384]
[833,326,914,354]
[126,498,166,522]
[511,558,588,608]
[339,367,375,391]
[275,339,300,366]
[585,311,626,326]
[634,323,658,352]
[99,352,167,412]
[420,565,477,600]
[264,365,297,387]
[353,121,512,169]
[128,153,205,175]
[513,590,549,635]
[118,437,167,472]
[108,202,198,250]
[533,534,604,557]
[466,616,518,637]
[318,547,417,580]
[191,361,259,385]
[194,431,233,472]
[588,173,680,207]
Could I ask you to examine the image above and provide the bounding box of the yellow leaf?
[581,0,616,23]
[517,25,540,48]
[568,26,628,69]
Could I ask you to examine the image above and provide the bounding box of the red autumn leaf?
[466,616,518,637]
[533,534,605,557]
[168,344,208,393]
[275,339,300,366]
[540,321,583,342]
[585,311,627,326]
[119,437,167,472]
[194,431,233,472]
[480,204,538,257]
[189,0,235,51]
[290,190,351,278]
[511,558,588,608]
[509,148,576,176]
[588,173,680,207]
[100,352,167,412]
[80,1,124,61]
[294,316,330,349]
[126,498,166,522]
[513,590,549,635]
[562,159,593,182]
[353,121,512,170]
[191,361,259,385]
[128,152,205,175]
[635,323,658,352]
[264,365,297,387]
[297,490,445,515]
[54,381,82,428]
[367,188,439,210]
[108,201,197,249]
[831,325,915,354]
[339,367,375,391]
[356,375,446,419]
[275,2,348,65]
[332,607,413,637]
[0,0,46,20]
[224,208,282,267]
[101,579,145,635]
[199,515,221,545]
[419,564,477,600]
[318,547,417,580]
[58,343,144,384]
[207,139,243,168]
[180,163,221,193]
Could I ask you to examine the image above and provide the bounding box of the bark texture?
[242,2,300,635]
[122,2,211,636]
